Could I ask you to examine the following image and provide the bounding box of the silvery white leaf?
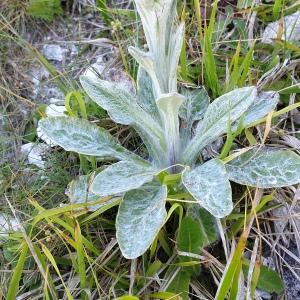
[179,86,210,130]
[38,116,141,162]
[116,184,167,259]
[66,174,118,211]
[80,75,167,167]
[226,148,300,188]
[182,159,233,218]
[133,0,177,54]
[168,22,185,92]
[131,1,183,95]
[232,91,279,131]
[128,46,161,97]
[137,66,160,122]
[183,87,257,165]
[91,161,157,196]
[156,92,185,165]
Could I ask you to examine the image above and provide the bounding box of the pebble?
[262,11,300,44]
[21,142,49,169]
[42,44,67,62]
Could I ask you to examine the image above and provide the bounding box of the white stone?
[262,11,300,44]
[42,44,67,62]
[84,62,105,80]
[21,142,49,169]
[0,214,19,238]
[45,104,66,117]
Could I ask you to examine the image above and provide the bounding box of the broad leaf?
[167,270,190,300]
[242,260,284,294]
[129,47,161,97]
[178,216,203,274]
[232,91,279,131]
[137,66,160,122]
[183,87,257,165]
[179,86,210,143]
[80,75,167,167]
[187,205,218,248]
[182,159,233,218]
[66,175,117,211]
[226,148,300,188]
[179,86,210,129]
[38,116,140,161]
[116,184,167,259]
[91,161,156,196]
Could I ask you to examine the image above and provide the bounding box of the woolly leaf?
[80,75,166,167]
[156,92,185,165]
[66,175,117,211]
[91,161,156,196]
[179,86,210,135]
[38,116,140,161]
[116,184,167,259]
[183,87,257,165]
[226,148,300,188]
[136,66,160,122]
[182,159,233,218]
[232,91,279,131]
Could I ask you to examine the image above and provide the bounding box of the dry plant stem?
[4,196,58,299]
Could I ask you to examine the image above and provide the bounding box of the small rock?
[84,61,106,80]
[202,137,224,160]
[21,142,49,169]
[42,44,67,62]
[255,289,271,299]
[70,44,78,56]
[0,213,19,239]
[45,104,66,117]
[84,55,135,94]
[262,11,300,44]
[49,98,65,105]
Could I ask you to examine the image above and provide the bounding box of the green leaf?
[182,159,233,218]
[116,184,167,259]
[226,148,300,188]
[91,161,156,196]
[38,116,140,162]
[178,216,202,256]
[66,174,118,211]
[80,76,166,167]
[115,296,139,300]
[187,205,218,247]
[167,270,190,300]
[232,91,279,131]
[179,86,210,131]
[137,66,160,122]
[242,261,284,294]
[183,87,257,165]
[178,216,203,274]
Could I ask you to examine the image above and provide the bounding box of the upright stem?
[157,93,185,169]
